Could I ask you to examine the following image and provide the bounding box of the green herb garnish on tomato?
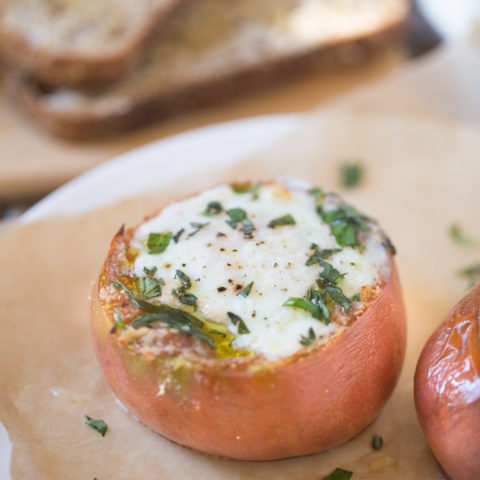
[268,214,296,228]
[300,327,316,346]
[227,312,250,334]
[147,231,172,254]
[237,281,254,297]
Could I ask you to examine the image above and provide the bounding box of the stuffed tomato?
[90,180,406,460]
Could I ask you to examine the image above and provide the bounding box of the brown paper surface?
[1,49,480,480]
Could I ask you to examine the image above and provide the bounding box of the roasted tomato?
[415,282,480,480]
[90,181,406,460]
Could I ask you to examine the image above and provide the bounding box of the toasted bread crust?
[0,0,188,88]
[7,14,406,140]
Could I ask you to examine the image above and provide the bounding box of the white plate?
[0,114,302,479]
[22,114,301,223]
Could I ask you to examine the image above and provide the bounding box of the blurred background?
[0,0,479,229]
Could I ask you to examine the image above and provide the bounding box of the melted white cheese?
[131,182,390,360]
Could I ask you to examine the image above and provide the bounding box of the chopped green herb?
[268,214,296,228]
[306,248,342,266]
[372,435,383,450]
[226,208,255,238]
[449,223,475,247]
[317,260,346,287]
[226,208,247,224]
[283,296,329,324]
[118,284,205,341]
[307,288,331,322]
[175,270,191,291]
[321,286,351,312]
[239,218,256,239]
[323,468,353,480]
[147,231,172,254]
[110,309,126,333]
[381,230,397,255]
[231,182,260,195]
[351,293,361,302]
[300,327,316,346]
[136,276,162,299]
[173,228,185,243]
[113,282,214,348]
[178,292,197,309]
[143,266,157,276]
[309,187,325,205]
[188,222,209,237]
[458,264,480,289]
[320,204,371,247]
[132,312,214,347]
[237,281,254,297]
[202,201,223,217]
[208,328,227,337]
[340,162,364,188]
[85,416,108,437]
[227,312,250,334]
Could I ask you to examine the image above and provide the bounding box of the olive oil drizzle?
[112,280,252,358]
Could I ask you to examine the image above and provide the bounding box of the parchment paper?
[1,45,480,479]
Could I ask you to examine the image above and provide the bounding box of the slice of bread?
[0,0,188,87]
[8,0,410,140]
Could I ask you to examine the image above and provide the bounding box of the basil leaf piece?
[239,218,256,239]
[449,223,475,247]
[147,231,172,254]
[202,201,223,217]
[300,327,316,346]
[372,435,383,450]
[381,229,397,255]
[268,214,296,228]
[309,187,325,206]
[231,182,260,195]
[173,228,185,243]
[320,204,372,248]
[307,288,331,323]
[317,259,346,287]
[85,416,108,437]
[113,282,203,328]
[179,292,197,309]
[283,297,329,324]
[143,266,157,276]
[226,208,256,238]
[227,312,250,334]
[132,312,214,348]
[226,208,247,223]
[188,222,209,237]
[110,309,126,334]
[322,286,351,312]
[323,468,353,480]
[306,248,342,266]
[340,162,363,188]
[136,276,162,299]
[175,270,191,292]
[351,293,361,302]
[237,281,254,297]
